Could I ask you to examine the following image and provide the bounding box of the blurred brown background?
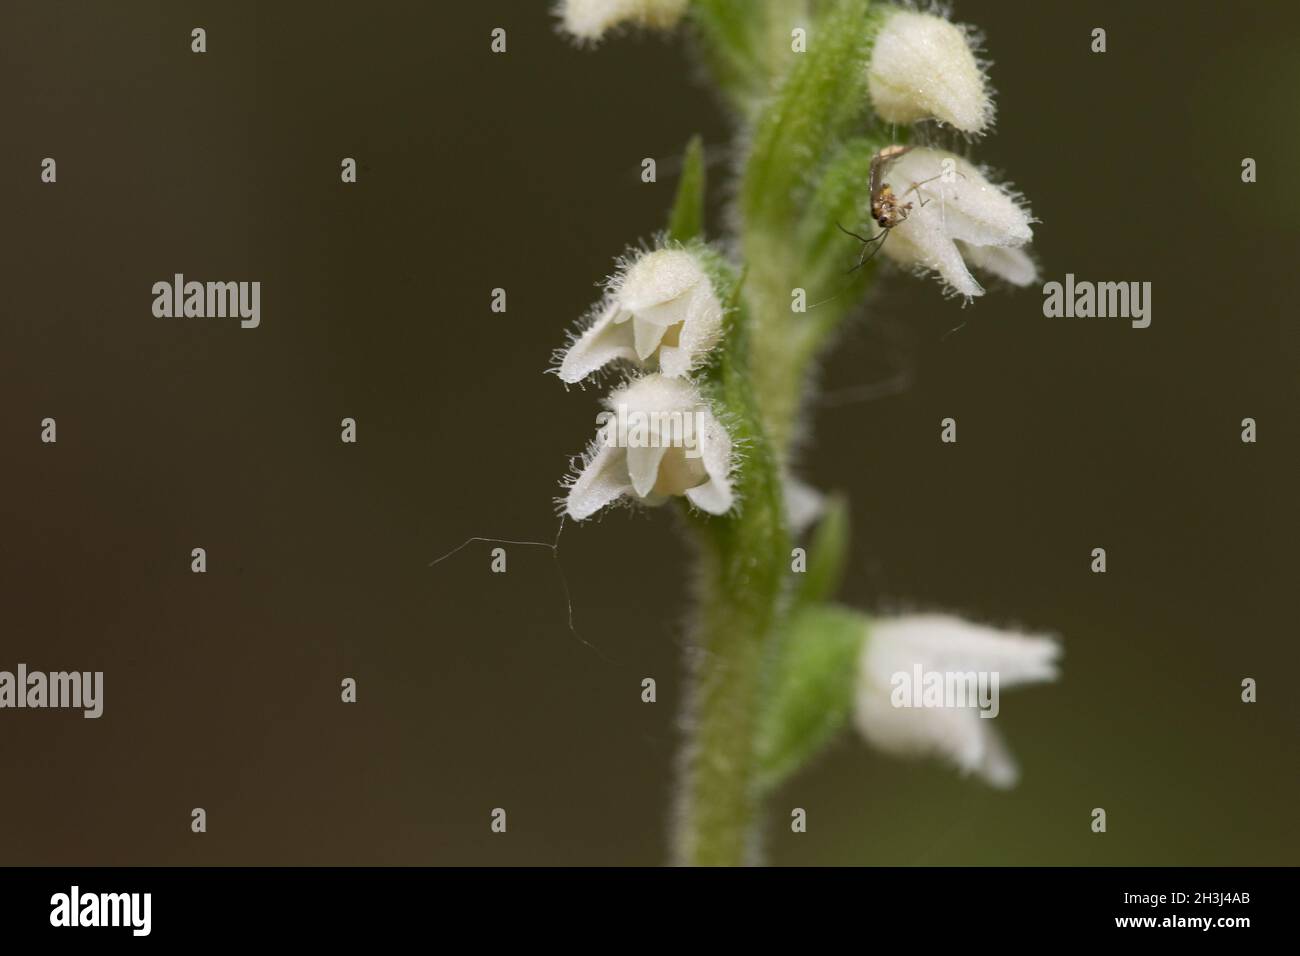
[1,0,1296,865]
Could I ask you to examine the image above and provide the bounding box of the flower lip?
[557,247,724,383]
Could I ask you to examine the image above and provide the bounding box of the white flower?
[876,147,1036,298]
[564,374,735,519]
[867,10,992,134]
[853,615,1060,788]
[557,0,689,43]
[558,248,724,383]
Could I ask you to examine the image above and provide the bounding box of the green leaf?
[666,136,706,245]
[755,603,867,792]
[795,493,849,606]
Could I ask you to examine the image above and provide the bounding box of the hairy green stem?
[674,298,790,866]
[673,0,881,865]
[675,531,785,865]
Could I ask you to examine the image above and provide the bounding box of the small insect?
[838,145,950,272]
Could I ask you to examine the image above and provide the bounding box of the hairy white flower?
[564,374,734,520]
[853,615,1059,788]
[559,248,724,383]
[867,9,992,134]
[877,147,1035,298]
[557,0,690,42]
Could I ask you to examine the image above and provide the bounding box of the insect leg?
[836,221,875,245]
[836,221,886,270]
[848,228,891,274]
[905,170,967,207]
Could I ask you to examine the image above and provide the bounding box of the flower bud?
[867,10,992,135]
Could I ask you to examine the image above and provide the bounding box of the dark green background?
[1,1,1295,865]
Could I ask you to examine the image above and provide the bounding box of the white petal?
[653,448,707,495]
[608,371,697,413]
[626,443,669,498]
[560,0,637,41]
[683,410,734,514]
[629,295,688,329]
[558,303,636,383]
[683,478,733,515]
[632,314,670,360]
[616,248,704,313]
[655,331,691,378]
[976,723,1020,789]
[883,221,983,297]
[957,241,1038,286]
[565,443,632,520]
[853,615,1059,787]
[855,690,1014,787]
[867,615,1060,689]
[890,149,1033,248]
[867,11,992,134]
[657,283,723,378]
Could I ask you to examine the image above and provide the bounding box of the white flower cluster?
[556,248,734,520]
[865,9,1037,298]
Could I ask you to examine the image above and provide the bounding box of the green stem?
[674,298,790,866]
[672,0,881,864]
[675,535,782,865]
